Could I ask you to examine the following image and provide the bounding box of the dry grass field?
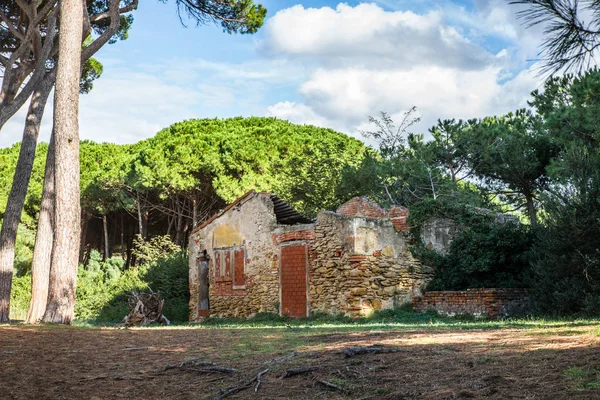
[2,320,600,399]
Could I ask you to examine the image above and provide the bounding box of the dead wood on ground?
[343,346,399,358]
[317,379,347,393]
[262,350,297,365]
[163,359,237,374]
[214,368,269,400]
[281,366,321,378]
[123,291,171,327]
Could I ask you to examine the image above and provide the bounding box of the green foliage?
[526,69,600,316]
[14,224,36,277]
[426,222,533,290]
[142,250,190,322]
[9,275,31,321]
[131,234,181,265]
[406,198,533,291]
[130,117,365,216]
[466,110,557,225]
[168,0,267,34]
[74,240,189,323]
[407,197,493,240]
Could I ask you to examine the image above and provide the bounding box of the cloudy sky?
[2,0,549,147]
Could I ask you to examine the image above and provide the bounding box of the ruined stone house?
[188,191,433,320]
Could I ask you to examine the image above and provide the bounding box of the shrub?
[9,274,31,321]
[75,241,190,323]
[409,198,534,291]
[426,223,533,290]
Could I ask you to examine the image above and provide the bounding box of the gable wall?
[189,194,281,318]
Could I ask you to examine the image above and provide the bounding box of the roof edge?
[191,190,258,234]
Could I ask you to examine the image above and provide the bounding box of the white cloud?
[260,3,495,70]
[262,2,546,139]
[265,101,335,128]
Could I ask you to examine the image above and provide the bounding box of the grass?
[566,366,600,390]
[194,308,600,333]
[6,307,600,339]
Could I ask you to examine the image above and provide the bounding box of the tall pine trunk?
[103,215,110,259]
[525,192,538,229]
[26,137,55,323]
[42,0,83,324]
[78,212,89,264]
[0,79,53,323]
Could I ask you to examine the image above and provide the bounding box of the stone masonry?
[310,211,432,317]
[189,192,433,320]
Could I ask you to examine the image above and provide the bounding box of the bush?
[9,274,31,321]
[426,223,533,290]
[529,196,600,316]
[409,199,534,291]
[75,250,147,321]
[75,240,190,323]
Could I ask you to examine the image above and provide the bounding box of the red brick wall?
[280,244,308,318]
[337,197,411,231]
[389,205,410,231]
[412,289,529,319]
[337,196,388,218]
[272,230,315,245]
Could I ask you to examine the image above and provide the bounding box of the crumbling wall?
[412,289,530,319]
[189,194,281,319]
[337,197,410,232]
[420,218,461,255]
[310,211,433,317]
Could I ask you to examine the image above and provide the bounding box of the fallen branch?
[343,346,398,358]
[80,375,154,381]
[215,368,269,400]
[281,366,320,378]
[318,379,346,393]
[180,366,238,374]
[254,369,267,392]
[123,347,149,352]
[262,351,297,365]
[163,359,237,374]
[163,359,215,371]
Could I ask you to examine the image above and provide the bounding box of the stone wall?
[189,193,281,319]
[189,194,433,320]
[412,289,530,319]
[310,211,433,317]
[420,218,461,254]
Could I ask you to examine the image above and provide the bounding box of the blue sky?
[3,0,549,146]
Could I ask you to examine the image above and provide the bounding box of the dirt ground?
[2,324,600,399]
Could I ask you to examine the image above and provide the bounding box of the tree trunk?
[78,212,89,264]
[136,192,143,238]
[142,210,148,239]
[192,198,198,230]
[166,215,175,237]
[175,202,184,246]
[525,192,537,229]
[0,78,53,323]
[26,136,56,323]
[42,0,83,324]
[103,215,110,259]
[120,214,125,260]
